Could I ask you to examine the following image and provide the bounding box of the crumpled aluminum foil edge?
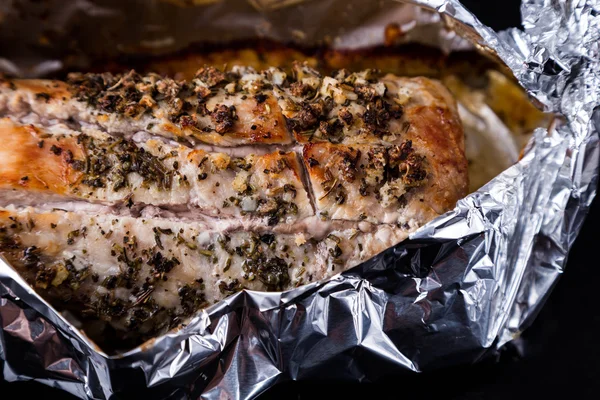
[1,0,599,399]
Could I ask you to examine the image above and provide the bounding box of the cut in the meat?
[0,206,406,345]
[0,118,311,225]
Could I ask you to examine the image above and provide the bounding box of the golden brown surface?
[0,120,83,194]
[302,99,467,224]
[7,79,72,100]
[404,104,468,214]
[193,93,291,145]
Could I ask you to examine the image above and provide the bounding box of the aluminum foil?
[1,0,599,399]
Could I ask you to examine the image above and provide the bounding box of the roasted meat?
[0,63,468,347]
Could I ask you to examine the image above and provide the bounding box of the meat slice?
[0,68,291,146]
[0,118,312,224]
[0,206,406,345]
[304,142,431,225]
[279,64,461,147]
[303,137,466,225]
[0,64,459,149]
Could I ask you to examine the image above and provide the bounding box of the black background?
[2,1,599,398]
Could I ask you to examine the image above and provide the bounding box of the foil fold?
[1,0,599,399]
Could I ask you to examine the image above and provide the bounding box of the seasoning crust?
[0,63,468,348]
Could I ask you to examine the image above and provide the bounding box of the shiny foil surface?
[1,0,599,399]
